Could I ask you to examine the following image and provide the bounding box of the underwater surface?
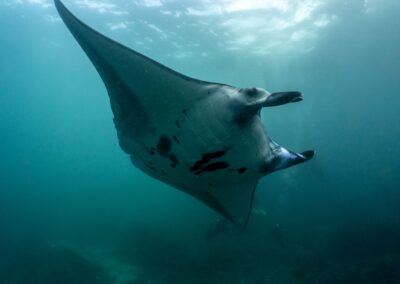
[1,0,400,283]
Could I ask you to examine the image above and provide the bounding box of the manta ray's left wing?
[55,0,232,144]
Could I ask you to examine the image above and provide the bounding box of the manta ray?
[55,0,314,224]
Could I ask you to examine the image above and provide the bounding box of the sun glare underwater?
[1,0,400,283]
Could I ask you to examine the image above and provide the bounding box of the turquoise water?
[1,0,400,283]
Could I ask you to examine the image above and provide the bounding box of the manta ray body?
[55,0,314,224]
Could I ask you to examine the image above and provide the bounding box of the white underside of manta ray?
[54,0,315,225]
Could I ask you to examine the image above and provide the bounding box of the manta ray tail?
[191,180,259,227]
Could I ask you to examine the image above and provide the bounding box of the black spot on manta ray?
[237,167,247,174]
[169,154,179,165]
[173,136,180,144]
[194,161,229,175]
[193,161,230,175]
[182,109,188,116]
[157,135,172,156]
[246,88,259,97]
[202,161,229,172]
[233,112,254,128]
[175,121,181,128]
[190,150,228,172]
[240,87,259,98]
[146,163,158,173]
[191,160,207,172]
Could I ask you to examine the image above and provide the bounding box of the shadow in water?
[0,240,112,284]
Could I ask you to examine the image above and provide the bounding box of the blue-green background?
[1,0,400,283]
